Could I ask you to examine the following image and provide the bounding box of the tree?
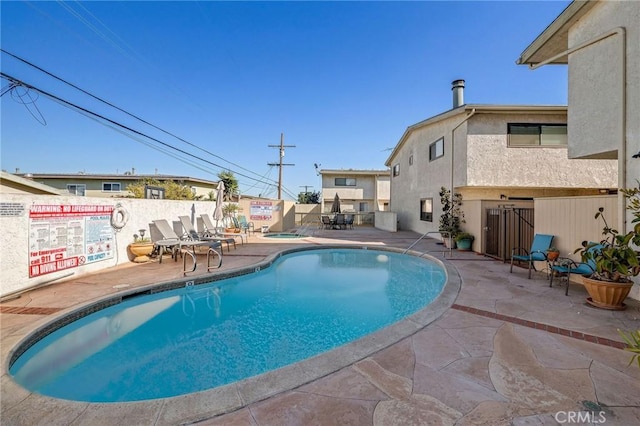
[217,170,238,201]
[125,178,197,200]
[298,191,320,204]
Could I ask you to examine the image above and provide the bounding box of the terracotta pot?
[582,276,633,310]
[547,251,559,261]
[128,242,154,263]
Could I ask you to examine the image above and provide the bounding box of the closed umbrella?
[213,181,225,229]
[331,193,341,214]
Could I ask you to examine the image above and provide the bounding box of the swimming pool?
[262,233,308,239]
[9,247,447,403]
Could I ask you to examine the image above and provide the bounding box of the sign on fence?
[28,205,115,277]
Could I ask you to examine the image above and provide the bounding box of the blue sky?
[1,1,570,200]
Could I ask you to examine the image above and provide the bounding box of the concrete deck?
[2,226,639,425]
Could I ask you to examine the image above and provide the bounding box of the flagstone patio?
[1,227,639,425]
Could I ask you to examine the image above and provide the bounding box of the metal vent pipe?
[452,79,465,108]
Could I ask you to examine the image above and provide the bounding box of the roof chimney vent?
[451,79,465,108]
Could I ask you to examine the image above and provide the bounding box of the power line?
[0,49,269,182]
[0,71,280,187]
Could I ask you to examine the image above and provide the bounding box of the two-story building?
[319,169,390,216]
[384,80,617,254]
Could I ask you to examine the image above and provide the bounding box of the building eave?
[0,171,63,194]
[17,173,219,186]
[319,169,390,176]
[516,0,598,66]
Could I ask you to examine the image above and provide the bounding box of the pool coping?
[3,245,461,425]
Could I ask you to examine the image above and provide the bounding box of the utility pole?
[299,185,313,193]
[268,133,295,199]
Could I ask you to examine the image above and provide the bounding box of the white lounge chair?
[199,214,247,245]
[151,219,222,274]
[177,215,236,252]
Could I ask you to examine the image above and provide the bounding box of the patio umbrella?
[331,193,341,214]
[213,181,225,229]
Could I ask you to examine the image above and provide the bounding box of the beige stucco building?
[384,82,617,249]
[319,169,390,213]
[517,0,639,235]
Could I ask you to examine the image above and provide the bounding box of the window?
[335,178,356,186]
[102,182,121,192]
[508,124,567,146]
[409,154,414,166]
[67,184,86,196]
[359,202,368,212]
[429,137,444,161]
[392,164,400,177]
[420,198,433,222]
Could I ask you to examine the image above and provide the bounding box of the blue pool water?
[10,248,446,402]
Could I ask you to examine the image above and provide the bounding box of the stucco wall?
[567,0,639,163]
[0,194,286,298]
[389,114,463,235]
[374,211,397,232]
[466,114,617,188]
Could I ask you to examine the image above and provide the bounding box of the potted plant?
[439,186,464,248]
[576,186,640,310]
[618,329,640,368]
[128,229,154,263]
[546,247,560,261]
[455,232,474,251]
[222,203,241,233]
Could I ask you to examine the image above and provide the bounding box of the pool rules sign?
[29,205,115,277]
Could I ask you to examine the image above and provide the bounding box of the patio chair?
[510,234,554,279]
[334,214,346,230]
[178,215,236,252]
[321,215,333,230]
[344,214,354,230]
[549,243,601,296]
[200,214,247,244]
[237,215,255,235]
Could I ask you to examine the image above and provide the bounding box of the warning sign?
[29,205,115,277]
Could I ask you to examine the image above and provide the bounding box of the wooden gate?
[485,207,535,261]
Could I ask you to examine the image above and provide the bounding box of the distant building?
[319,169,390,213]
[14,171,220,199]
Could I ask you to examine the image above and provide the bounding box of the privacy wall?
[0,194,286,298]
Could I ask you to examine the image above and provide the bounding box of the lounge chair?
[151,219,222,273]
[200,214,247,244]
[510,234,554,279]
[178,215,236,252]
[549,243,601,295]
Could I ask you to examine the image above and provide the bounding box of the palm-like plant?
[577,186,640,282]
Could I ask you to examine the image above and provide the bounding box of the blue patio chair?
[510,234,554,279]
[549,243,601,296]
[237,215,255,235]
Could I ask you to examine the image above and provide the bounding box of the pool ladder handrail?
[180,245,223,276]
[403,231,452,257]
